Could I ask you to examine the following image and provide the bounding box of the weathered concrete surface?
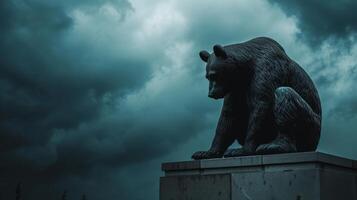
[160,174,230,200]
[160,152,357,200]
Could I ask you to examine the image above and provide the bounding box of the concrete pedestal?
[160,152,357,200]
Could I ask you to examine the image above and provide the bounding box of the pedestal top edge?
[161,151,356,171]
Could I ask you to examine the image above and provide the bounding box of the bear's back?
[225,37,321,116]
[252,38,321,116]
[223,37,287,63]
[288,61,322,116]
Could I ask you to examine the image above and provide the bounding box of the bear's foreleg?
[191,113,238,160]
[224,99,273,157]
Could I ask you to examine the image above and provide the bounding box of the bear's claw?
[255,135,297,155]
[191,150,223,160]
[223,148,254,157]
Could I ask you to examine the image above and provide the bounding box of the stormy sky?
[0,0,357,199]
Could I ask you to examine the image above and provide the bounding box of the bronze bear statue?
[192,37,321,160]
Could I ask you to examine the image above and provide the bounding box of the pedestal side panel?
[231,168,320,200]
[160,174,231,200]
[320,168,357,200]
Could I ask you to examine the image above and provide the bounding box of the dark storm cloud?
[0,0,220,199]
[2,0,357,200]
[0,0,298,199]
[0,0,164,198]
[269,0,357,44]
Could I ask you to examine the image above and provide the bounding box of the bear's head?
[199,45,244,99]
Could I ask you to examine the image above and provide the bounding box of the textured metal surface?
[192,37,322,160]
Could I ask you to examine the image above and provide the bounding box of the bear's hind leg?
[256,87,320,155]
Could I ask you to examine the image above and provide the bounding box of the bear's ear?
[213,44,227,59]
[199,50,210,62]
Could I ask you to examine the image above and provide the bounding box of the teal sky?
[1,0,357,199]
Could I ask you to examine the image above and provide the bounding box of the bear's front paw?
[223,148,252,157]
[191,150,223,160]
[255,142,297,155]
